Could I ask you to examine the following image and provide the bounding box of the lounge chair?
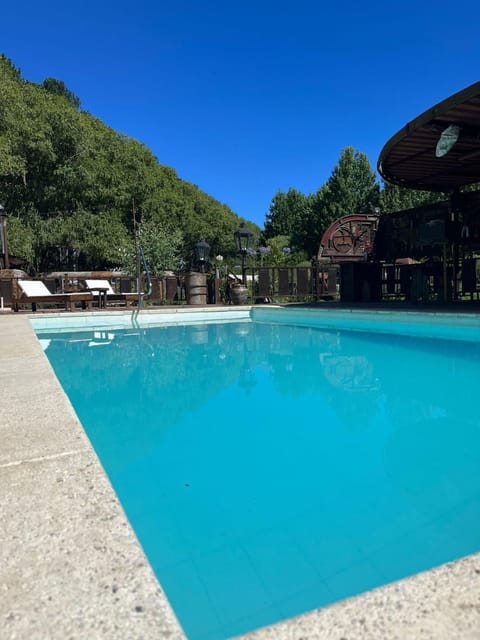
[84,279,139,308]
[12,280,93,312]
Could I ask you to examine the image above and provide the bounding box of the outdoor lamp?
[194,240,210,272]
[234,223,254,284]
[234,223,254,254]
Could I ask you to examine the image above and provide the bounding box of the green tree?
[121,220,182,275]
[41,78,81,110]
[0,54,21,81]
[31,210,130,272]
[304,147,380,257]
[4,214,36,267]
[255,235,305,267]
[320,147,380,218]
[263,188,311,239]
[379,181,443,213]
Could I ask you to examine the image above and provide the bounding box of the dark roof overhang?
[377,81,480,192]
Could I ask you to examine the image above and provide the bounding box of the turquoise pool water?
[39,314,480,640]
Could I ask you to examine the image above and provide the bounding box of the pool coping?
[1,307,480,639]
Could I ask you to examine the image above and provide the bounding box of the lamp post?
[0,204,9,270]
[234,223,254,284]
[194,240,210,273]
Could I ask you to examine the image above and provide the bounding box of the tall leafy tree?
[263,188,315,262]
[263,188,311,239]
[41,78,81,110]
[379,181,443,213]
[0,54,21,81]
[121,219,183,275]
[299,147,380,257]
[319,147,380,218]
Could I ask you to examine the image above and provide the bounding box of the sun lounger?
[13,280,93,312]
[84,279,140,308]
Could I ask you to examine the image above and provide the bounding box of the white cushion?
[85,279,115,295]
[19,280,52,297]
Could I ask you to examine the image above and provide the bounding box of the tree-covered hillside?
[1,53,454,275]
[0,54,257,273]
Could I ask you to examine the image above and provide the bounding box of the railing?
[0,266,342,309]
[460,257,480,300]
[110,266,341,305]
[379,258,480,303]
[248,265,340,303]
[112,266,341,305]
[17,259,480,307]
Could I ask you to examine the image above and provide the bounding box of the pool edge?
[2,308,480,640]
[0,313,187,639]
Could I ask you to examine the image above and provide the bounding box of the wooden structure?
[251,265,339,302]
[377,81,480,192]
[375,81,480,303]
[317,214,380,262]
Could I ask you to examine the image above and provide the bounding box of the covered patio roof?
[377,81,480,192]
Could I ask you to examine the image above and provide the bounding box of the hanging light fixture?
[435,124,460,157]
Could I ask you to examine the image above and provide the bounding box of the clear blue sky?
[2,0,479,228]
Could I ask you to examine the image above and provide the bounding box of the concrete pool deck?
[1,309,479,639]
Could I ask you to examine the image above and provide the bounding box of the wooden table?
[88,287,109,309]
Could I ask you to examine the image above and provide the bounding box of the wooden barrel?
[165,276,178,303]
[230,283,248,305]
[185,272,207,305]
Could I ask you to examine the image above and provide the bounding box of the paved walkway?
[0,314,185,639]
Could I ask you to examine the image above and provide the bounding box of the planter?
[230,283,248,305]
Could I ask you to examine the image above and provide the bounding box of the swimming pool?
[35,308,480,640]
